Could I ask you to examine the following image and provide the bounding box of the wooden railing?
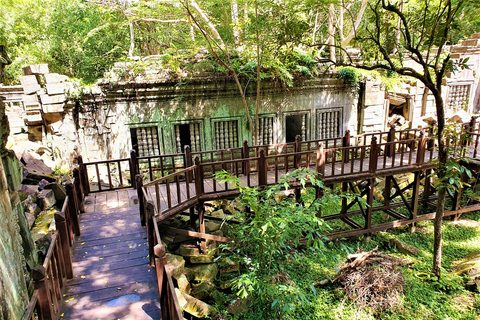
[23,180,82,320]
[136,181,183,320]
[81,126,433,193]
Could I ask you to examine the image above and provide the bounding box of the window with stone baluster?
[316,108,343,139]
[213,119,239,150]
[256,115,275,145]
[130,126,160,157]
[447,84,471,111]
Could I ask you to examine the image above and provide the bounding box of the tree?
[315,0,471,277]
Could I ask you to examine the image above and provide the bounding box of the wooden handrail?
[23,180,81,320]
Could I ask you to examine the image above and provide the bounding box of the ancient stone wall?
[77,75,357,161]
[0,96,38,320]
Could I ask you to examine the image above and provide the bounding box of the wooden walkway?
[60,190,161,320]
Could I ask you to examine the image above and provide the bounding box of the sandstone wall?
[78,75,357,161]
[0,96,38,320]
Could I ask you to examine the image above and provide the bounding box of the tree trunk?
[432,90,447,277]
[328,4,336,62]
[231,1,240,45]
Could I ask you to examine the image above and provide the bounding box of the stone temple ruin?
[1,32,480,320]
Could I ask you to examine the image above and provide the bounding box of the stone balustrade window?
[316,108,343,139]
[213,120,239,150]
[130,126,160,157]
[447,84,470,111]
[257,116,274,145]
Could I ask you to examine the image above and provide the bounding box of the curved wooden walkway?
[60,190,161,320]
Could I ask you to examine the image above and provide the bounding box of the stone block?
[22,94,38,105]
[19,185,38,202]
[19,75,38,86]
[451,46,469,53]
[210,209,225,218]
[472,33,480,39]
[205,221,222,233]
[191,280,215,300]
[174,288,188,309]
[23,64,49,75]
[461,39,480,47]
[23,84,41,95]
[185,263,218,282]
[25,212,35,229]
[44,73,62,84]
[42,103,64,114]
[182,293,217,318]
[39,94,66,105]
[37,189,56,210]
[46,83,64,95]
[174,274,191,295]
[177,244,201,257]
[188,254,215,264]
[165,253,185,278]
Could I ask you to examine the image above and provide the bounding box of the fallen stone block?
[182,293,217,318]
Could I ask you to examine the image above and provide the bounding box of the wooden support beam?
[411,171,421,220]
[341,217,363,230]
[382,209,407,220]
[365,179,374,230]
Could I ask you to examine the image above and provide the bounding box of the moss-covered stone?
[165,253,185,278]
[191,280,216,300]
[183,292,217,318]
[185,263,218,282]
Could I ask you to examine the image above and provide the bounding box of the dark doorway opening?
[177,124,191,153]
[285,114,305,142]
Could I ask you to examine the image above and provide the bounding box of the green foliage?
[214,169,357,318]
[337,67,360,89]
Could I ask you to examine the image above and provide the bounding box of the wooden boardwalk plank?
[61,190,160,320]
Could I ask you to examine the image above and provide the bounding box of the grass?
[219,210,480,319]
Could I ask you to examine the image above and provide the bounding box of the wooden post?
[65,183,81,237]
[383,176,392,222]
[294,135,301,169]
[194,157,204,196]
[198,201,206,252]
[136,175,145,226]
[130,150,139,188]
[184,145,193,181]
[369,137,378,173]
[365,179,374,231]
[154,244,183,320]
[341,182,348,214]
[386,126,396,157]
[146,201,155,267]
[242,140,249,174]
[416,131,426,165]
[72,168,85,213]
[342,130,351,163]
[258,148,267,186]
[316,143,325,178]
[154,243,167,317]
[411,171,421,225]
[54,212,73,279]
[77,155,90,195]
[315,143,325,217]
[32,266,53,319]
